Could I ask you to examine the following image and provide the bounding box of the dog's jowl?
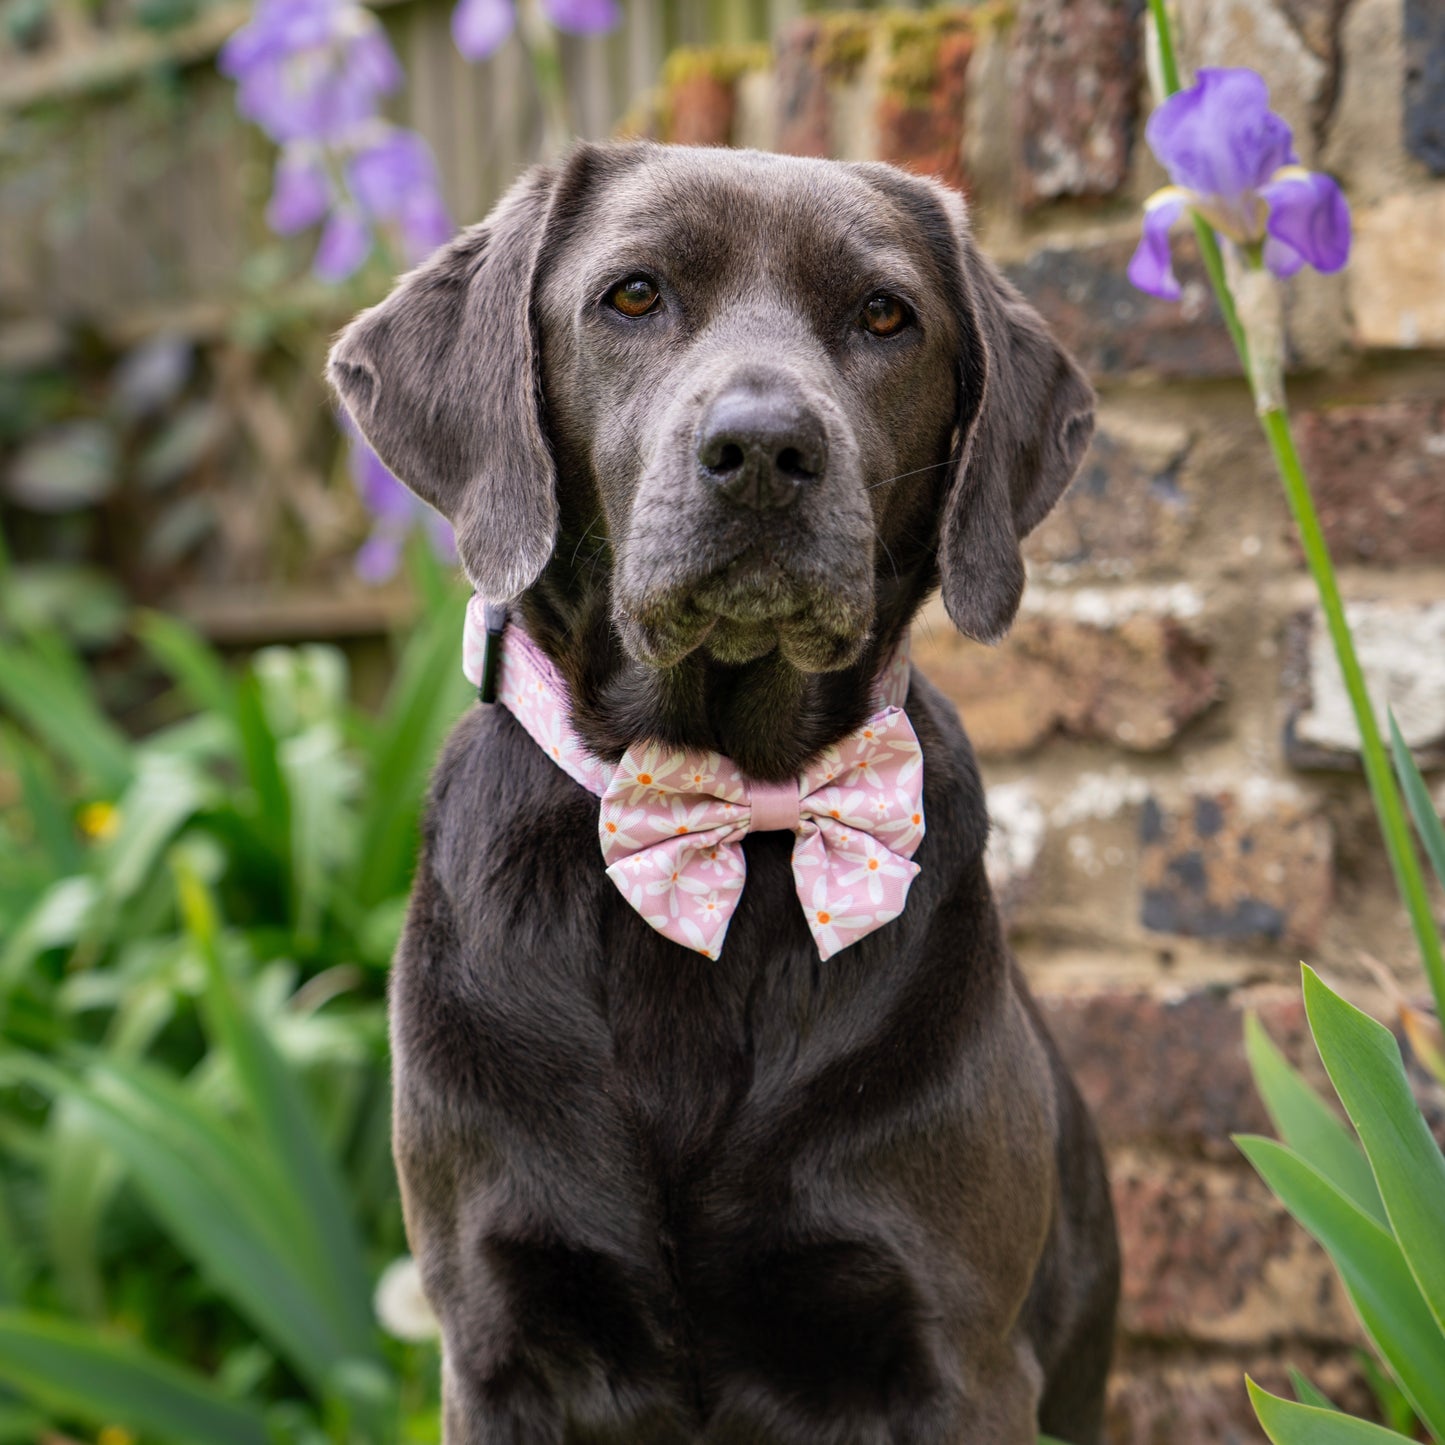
[330,142,1120,1445]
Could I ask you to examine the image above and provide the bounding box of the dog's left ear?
[327,164,560,601]
[935,191,1094,644]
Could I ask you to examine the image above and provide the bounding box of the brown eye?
[860,293,909,337]
[609,276,661,318]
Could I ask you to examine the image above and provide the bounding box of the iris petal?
[451,0,515,59]
[540,0,621,33]
[1128,192,1188,300]
[1260,169,1351,275]
[1145,68,1295,204]
[1263,234,1306,279]
[315,208,372,281]
[266,148,331,233]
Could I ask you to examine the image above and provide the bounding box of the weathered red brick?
[1293,397,1445,566]
[1111,1156,1359,1346]
[1039,988,1314,1158]
[1138,791,1333,951]
[1025,418,1196,579]
[1108,1352,1377,1445]
[1010,0,1141,207]
[773,14,872,158]
[916,606,1219,759]
[1283,601,1445,771]
[1005,235,1240,380]
[667,70,736,147]
[874,14,973,193]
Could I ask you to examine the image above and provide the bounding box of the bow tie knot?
[462,595,925,961]
[598,708,925,960]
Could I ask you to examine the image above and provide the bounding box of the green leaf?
[1304,966,1445,1337]
[176,862,380,1368]
[137,609,239,729]
[0,1311,268,1445]
[351,589,469,910]
[1248,1378,1409,1443]
[1237,1134,1445,1440]
[0,635,133,795]
[13,1052,354,1395]
[1,724,82,874]
[1244,1012,1384,1225]
[1391,710,1445,896]
[1289,1367,1338,1411]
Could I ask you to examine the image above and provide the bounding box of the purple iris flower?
[1129,68,1351,301]
[219,0,401,145]
[345,418,455,584]
[450,0,620,60]
[221,0,453,282]
[348,127,455,261]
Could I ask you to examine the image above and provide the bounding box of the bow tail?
[600,832,747,960]
[789,828,922,962]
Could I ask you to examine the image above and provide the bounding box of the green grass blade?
[176,863,380,1366]
[351,590,470,909]
[1244,1013,1384,1225]
[1289,1367,1338,1411]
[0,1311,268,1445]
[1,725,82,874]
[1237,1134,1445,1439]
[1304,966,1445,1337]
[1390,711,1445,896]
[1248,1378,1408,1443]
[0,637,133,796]
[136,610,240,728]
[14,1051,354,1395]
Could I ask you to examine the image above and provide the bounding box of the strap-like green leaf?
[1304,966,1445,1338]
[177,862,380,1367]
[1289,1367,1338,1411]
[0,1311,268,1445]
[1390,711,1445,897]
[1237,1135,1445,1440]
[1249,1378,1409,1443]
[1244,1013,1384,1224]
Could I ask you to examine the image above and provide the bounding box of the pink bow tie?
[463,597,925,960]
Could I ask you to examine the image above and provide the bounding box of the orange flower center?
[605,821,617,833]
[868,858,879,870]
[816,910,831,925]
[637,772,653,785]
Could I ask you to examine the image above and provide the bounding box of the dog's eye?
[859,293,910,337]
[609,276,662,318]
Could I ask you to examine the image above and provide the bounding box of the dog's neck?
[517,565,932,784]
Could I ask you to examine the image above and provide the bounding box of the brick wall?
[630,4,1445,1439]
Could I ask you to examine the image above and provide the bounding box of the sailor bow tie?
[463,597,925,961]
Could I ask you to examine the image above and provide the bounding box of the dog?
[330,141,1119,1445]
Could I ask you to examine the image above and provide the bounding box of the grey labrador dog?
[330,141,1118,1444]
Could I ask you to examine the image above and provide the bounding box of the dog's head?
[329,143,1091,674]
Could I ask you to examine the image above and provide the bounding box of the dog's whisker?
[866,458,956,492]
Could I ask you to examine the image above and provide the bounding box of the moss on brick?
[875,9,976,107]
[662,43,771,90]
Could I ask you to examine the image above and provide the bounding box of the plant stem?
[1262,408,1445,1011]
[1148,0,1445,1015]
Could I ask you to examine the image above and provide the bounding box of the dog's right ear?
[328,165,558,601]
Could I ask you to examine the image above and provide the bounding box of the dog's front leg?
[441,1355,564,1445]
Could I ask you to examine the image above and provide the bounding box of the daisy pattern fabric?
[463,597,925,962]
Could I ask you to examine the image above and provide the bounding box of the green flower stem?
[1147,0,1445,1015]
[1262,408,1445,1011]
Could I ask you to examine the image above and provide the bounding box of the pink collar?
[462,598,925,960]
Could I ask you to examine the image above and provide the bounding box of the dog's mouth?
[616,538,875,673]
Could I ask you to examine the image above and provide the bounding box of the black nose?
[696,389,827,511]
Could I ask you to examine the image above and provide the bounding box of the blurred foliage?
[0,534,471,1441]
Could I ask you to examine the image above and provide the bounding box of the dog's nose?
[696,390,827,511]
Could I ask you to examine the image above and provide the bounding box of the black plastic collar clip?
[476,602,509,705]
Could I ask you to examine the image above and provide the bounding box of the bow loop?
[597,711,925,961]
